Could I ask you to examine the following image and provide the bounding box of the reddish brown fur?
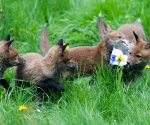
[68,39,108,74]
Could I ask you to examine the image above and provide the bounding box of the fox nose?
[70,63,78,70]
[127,62,130,65]
[20,56,26,63]
[22,59,26,64]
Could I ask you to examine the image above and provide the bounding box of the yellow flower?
[63,44,69,50]
[145,65,150,69]
[18,105,27,111]
[117,55,124,61]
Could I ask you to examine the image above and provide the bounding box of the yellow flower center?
[117,55,124,61]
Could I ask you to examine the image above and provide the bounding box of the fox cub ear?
[97,14,112,39]
[4,34,11,41]
[56,39,69,54]
[133,31,138,40]
[132,31,141,44]
[6,40,14,48]
[144,42,150,49]
[57,38,63,46]
[4,34,14,49]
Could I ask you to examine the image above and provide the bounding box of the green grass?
[0,0,150,124]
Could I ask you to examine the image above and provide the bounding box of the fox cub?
[0,34,25,89]
[14,39,77,92]
[123,31,150,82]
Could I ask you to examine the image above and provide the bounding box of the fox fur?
[14,39,77,92]
[0,34,25,89]
[117,18,146,42]
[123,31,150,82]
[40,16,126,75]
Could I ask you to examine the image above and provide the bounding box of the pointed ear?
[56,39,63,46]
[6,40,14,48]
[133,31,138,41]
[97,14,112,39]
[144,42,150,49]
[4,34,11,41]
[133,31,141,44]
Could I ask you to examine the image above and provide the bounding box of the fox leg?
[34,79,64,102]
[36,79,64,92]
[0,78,9,90]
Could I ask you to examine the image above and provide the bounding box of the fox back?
[117,19,146,42]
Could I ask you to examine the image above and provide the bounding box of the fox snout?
[66,58,78,71]
[106,39,117,53]
[124,61,132,69]
[126,61,132,67]
[126,60,137,68]
[18,56,26,65]
[8,55,26,67]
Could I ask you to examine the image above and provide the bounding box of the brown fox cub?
[117,19,146,42]
[123,31,150,82]
[0,34,25,89]
[14,39,77,92]
[40,16,126,75]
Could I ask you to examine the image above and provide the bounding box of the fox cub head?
[127,31,150,68]
[97,15,126,54]
[0,34,25,67]
[49,39,77,72]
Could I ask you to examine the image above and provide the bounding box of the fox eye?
[117,36,122,39]
[67,57,72,61]
[136,55,141,58]
[15,54,18,57]
[129,52,131,55]
[63,58,71,63]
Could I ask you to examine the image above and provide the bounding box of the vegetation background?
[0,0,150,124]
